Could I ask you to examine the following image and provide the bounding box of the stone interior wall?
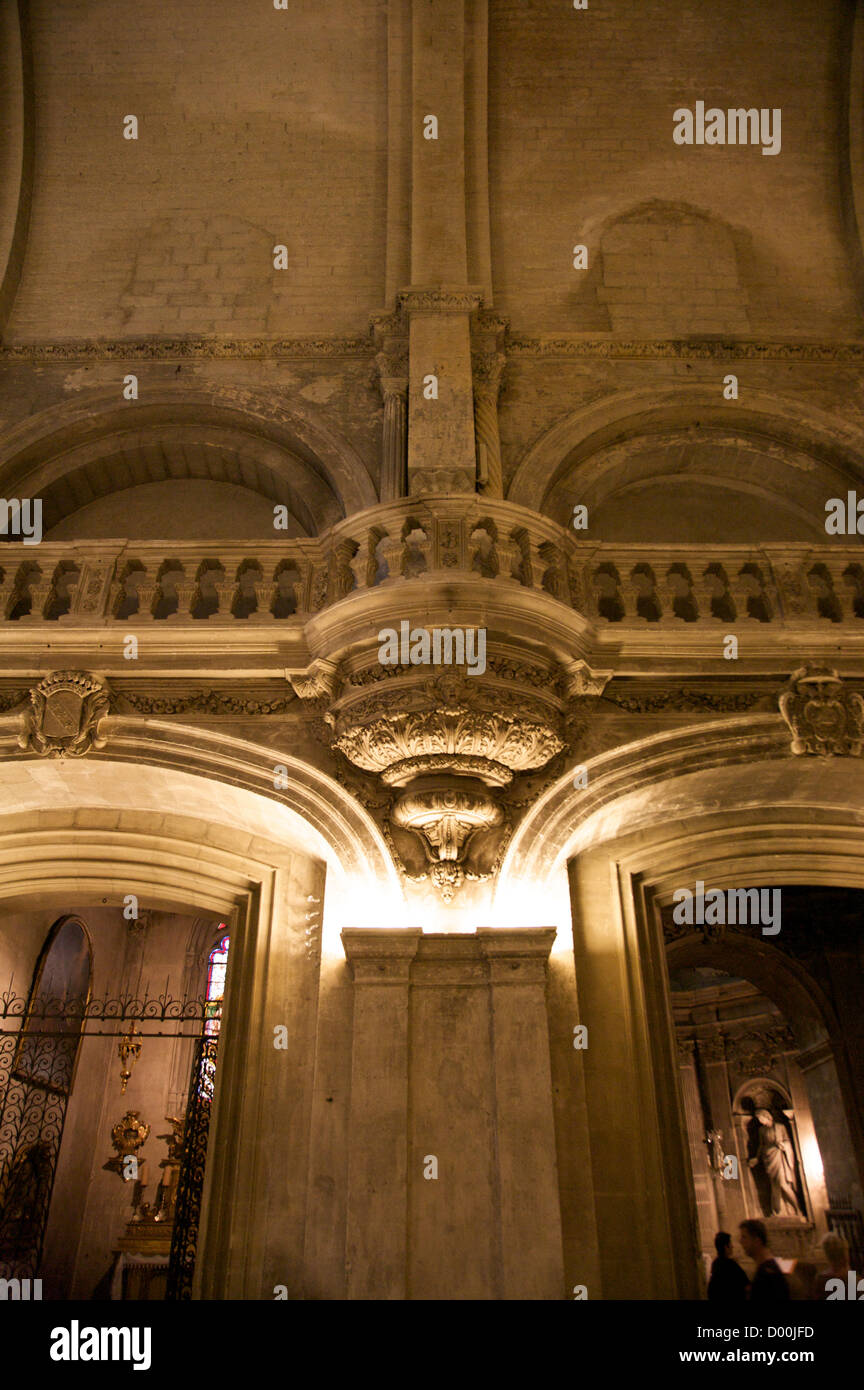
[7,0,389,340]
[0,0,863,1302]
[489,0,855,334]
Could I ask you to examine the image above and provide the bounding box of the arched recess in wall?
[0,816,324,1301]
[507,388,864,545]
[666,931,835,1078]
[0,385,378,539]
[500,733,864,1180]
[568,200,753,336]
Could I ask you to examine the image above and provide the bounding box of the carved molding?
[726,1024,795,1074]
[330,660,563,899]
[374,346,409,398]
[7,335,859,364]
[18,671,110,758]
[471,348,507,396]
[779,665,864,756]
[605,686,767,713]
[563,660,613,700]
[0,334,369,358]
[342,655,564,695]
[0,336,371,361]
[288,660,339,703]
[665,918,730,946]
[392,782,503,902]
[696,1035,727,1062]
[398,287,484,315]
[0,689,28,713]
[506,337,864,361]
[120,690,298,716]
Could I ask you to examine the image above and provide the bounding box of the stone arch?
[665,930,835,1054]
[0,808,313,1300]
[0,719,401,912]
[0,384,378,536]
[507,387,864,542]
[498,713,791,893]
[535,742,864,1299]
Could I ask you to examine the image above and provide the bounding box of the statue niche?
[739,1086,807,1221]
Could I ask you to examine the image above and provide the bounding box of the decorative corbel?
[287,659,339,703]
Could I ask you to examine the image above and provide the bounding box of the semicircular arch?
[0,384,378,534]
[507,388,864,539]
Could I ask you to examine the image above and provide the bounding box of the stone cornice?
[3,335,864,365]
[397,287,485,315]
[341,927,422,978]
[0,336,372,361]
[506,336,864,362]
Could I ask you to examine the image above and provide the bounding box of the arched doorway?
[503,735,864,1298]
[666,888,864,1282]
[0,746,382,1298]
[0,905,238,1299]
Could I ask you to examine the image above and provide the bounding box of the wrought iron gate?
[0,986,216,1295]
[0,1025,73,1280]
[165,1036,218,1300]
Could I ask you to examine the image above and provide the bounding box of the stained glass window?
[204,930,229,1035]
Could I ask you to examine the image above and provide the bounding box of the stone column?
[375,347,409,502]
[342,928,421,1299]
[785,1053,831,1232]
[472,348,505,498]
[381,385,407,502]
[477,928,565,1298]
[471,312,508,499]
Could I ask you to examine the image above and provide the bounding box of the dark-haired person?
[707,1231,749,1301]
[738,1218,790,1301]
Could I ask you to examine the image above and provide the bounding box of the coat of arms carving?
[18,671,110,758]
[778,665,864,757]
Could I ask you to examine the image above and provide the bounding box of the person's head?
[821,1231,849,1273]
[738,1219,768,1259]
[714,1231,733,1258]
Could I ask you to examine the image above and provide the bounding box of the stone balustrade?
[0,503,862,628]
